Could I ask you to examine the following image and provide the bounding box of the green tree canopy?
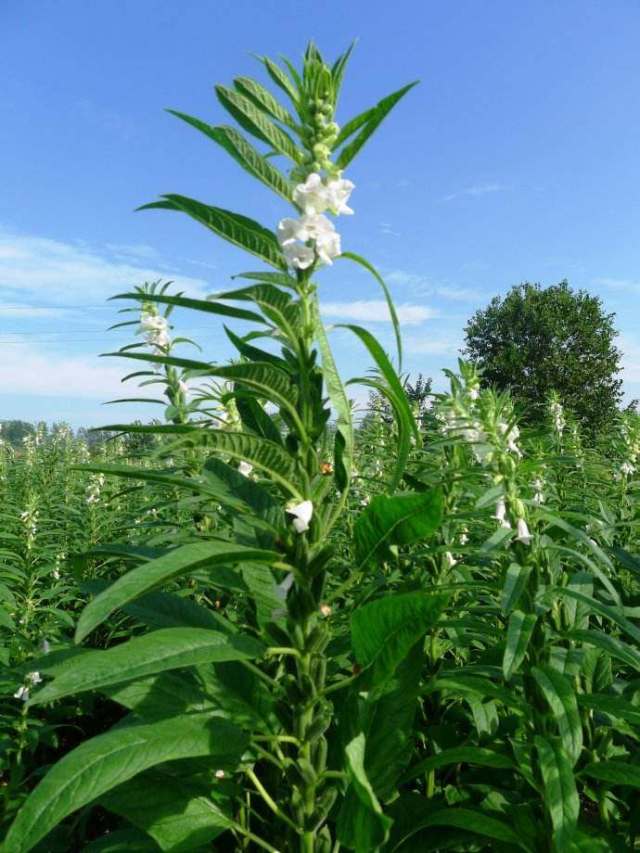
[463,280,623,431]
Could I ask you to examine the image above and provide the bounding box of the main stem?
[286,275,334,852]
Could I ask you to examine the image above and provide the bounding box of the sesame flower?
[286,499,313,533]
[515,518,532,545]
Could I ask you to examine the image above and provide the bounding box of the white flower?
[620,461,635,476]
[277,217,313,246]
[444,551,458,568]
[493,498,511,528]
[215,769,225,779]
[42,639,50,654]
[238,461,253,478]
[27,671,42,685]
[139,312,170,349]
[325,177,355,215]
[293,172,329,214]
[459,529,469,545]
[286,499,313,533]
[468,387,479,401]
[178,380,189,395]
[14,685,29,702]
[282,242,315,270]
[515,518,532,545]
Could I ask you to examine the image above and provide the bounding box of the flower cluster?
[86,473,106,505]
[14,670,42,703]
[277,173,354,270]
[548,394,566,436]
[138,307,170,350]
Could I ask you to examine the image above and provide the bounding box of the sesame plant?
[4,41,640,853]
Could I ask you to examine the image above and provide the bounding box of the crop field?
[2,34,640,853]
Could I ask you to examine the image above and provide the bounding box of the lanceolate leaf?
[215,84,302,162]
[110,290,267,325]
[401,746,515,784]
[339,251,402,369]
[531,665,583,766]
[138,195,286,270]
[312,296,353,492]
[101,771,233,851]
[336,733,392,851]
[30,627,265,704]
[535,736,580,839]
[503,610,537,680]
[75,541,278,642]
[336,81,418,168]
[354,489,443,568]
[167,112,293,201]
[3,714,247,853]
[234,76,297,128]
[351,591,448,688]
[581,761,640,788]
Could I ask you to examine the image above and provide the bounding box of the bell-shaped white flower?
[277,217,313,246]
[515,518,532,545]
[444,551,458,568]
[620,461,635,476]
[293,173,329,214]
[325,177,355,215]
[282,242,315,270]
[286,499,313,533]
[238,461,253,478]
[14,685,29,702]
[493,498,511,528]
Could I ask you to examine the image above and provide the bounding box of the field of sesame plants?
[2,41,640,853]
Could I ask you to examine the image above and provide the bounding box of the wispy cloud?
[0,303,69,318]
[386,269,482,302]
[594,277,640,293]
[619,334,640,386]
[0,341,128,399]
[442,182,507,202]
[404,334,460,356]
[379,222,401,237]
[321,300,436,326]
[0,229,210,305]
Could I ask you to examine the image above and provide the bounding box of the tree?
[463,280,623,431]
[0,419,35,447]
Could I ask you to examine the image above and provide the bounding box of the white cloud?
[594,277,640,293]
[321,300,436,326]
[0,342,132,399]
[386,270,482,302]
[404,335,460,356]
[0,228,210,305]
[0,303,68,318]
[442,182,507,202]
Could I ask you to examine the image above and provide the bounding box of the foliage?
[463,280,623,432]
[2,41,640,853]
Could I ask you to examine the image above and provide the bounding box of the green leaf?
[341,323,419,488]
[336,733,392,851]
[75,541,277,642]
[351,591,448,688]
[138,195,286,270]
[3,714,247,853]
[531,666,583,766]
[401,746,515,784]
[215,84,301,162]
[198,430,302,498]
[339,252,402,370]
[555,587,640,645]
[103,670,217,720]
[101,771,233,851]
[391,806,525,850]
[167,112,293,201]
[257,55,299,105]
[354,490,443,568]
[581,760,640,788]
[234,76,296,127]
[336,81,418,168]
[31,627,264,705]
[209,362,301,424]
[500,562,531,614]
[535,736,579,839]
[578,692,640,727]
[312,295,353,492]
[110,290,267,324]
[503,610,536,680]
[567,629,640,671]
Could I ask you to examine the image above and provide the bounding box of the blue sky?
[2,0,639,427]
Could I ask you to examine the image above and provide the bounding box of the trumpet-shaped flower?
[515,518,532,545]
[294,172,328,214]
[282,242,315,270]
[238,461,253,477]
[286,499,313,533]
[493,498,511,529]
[325,177,355,215]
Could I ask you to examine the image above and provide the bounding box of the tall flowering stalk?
[5,43,432,853]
